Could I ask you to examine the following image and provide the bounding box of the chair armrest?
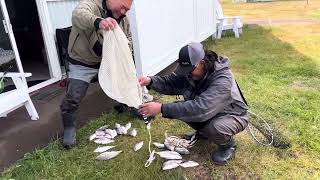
[0,72,32,78]
[223,16,242,20]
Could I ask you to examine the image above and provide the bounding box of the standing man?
[61,0,133,149]
[138,42,249,165]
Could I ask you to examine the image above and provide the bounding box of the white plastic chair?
[0,72,39,120]
[214,0,243,39]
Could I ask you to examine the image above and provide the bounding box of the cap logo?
[181,62,190,65]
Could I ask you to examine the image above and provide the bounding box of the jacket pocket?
[70,33,79,53]
[92,41,102,57]
[89,31,103,58]
[72,32,94,60]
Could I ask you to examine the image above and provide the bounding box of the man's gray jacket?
[149,56,249,123]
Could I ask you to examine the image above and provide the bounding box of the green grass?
[1,113,190,180]
[2,24,320,180]
[222,0,320,21]
[206,24,320,153]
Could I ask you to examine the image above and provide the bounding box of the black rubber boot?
[114,104,146,120]
[114,103,129,113]
[63,127,76,149]
[212,138,236,165]
[61,112,77,149]
[60,79,89,149]
[128,107,145,120]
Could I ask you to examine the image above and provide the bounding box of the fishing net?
[247,111,291,149]
[99,27,143,109]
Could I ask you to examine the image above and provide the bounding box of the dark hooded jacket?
[149,56,248,123]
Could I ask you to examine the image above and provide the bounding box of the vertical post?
[128,2,144,77]
[193,0,198,41]
[35,0,63,80]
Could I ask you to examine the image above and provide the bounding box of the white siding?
[195,0,216,42]
[41,0,217,76]
[46,0,79,31]
[129,0,217,76]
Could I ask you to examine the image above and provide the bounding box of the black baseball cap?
[174,42,205,76]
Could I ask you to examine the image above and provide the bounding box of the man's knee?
[186,121,207,131]
[202,115,248,144]
[201,118,234,145]
[61,79,89,113]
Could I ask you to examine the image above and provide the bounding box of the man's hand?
[138,76,151,87]
[99,17,118,30]
[138,102,162,118]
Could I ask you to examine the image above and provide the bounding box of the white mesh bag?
[98,26,142,109]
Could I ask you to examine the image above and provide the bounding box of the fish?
[110,129,118,138]
[115,123,121,129]
[125,122,132,131]
[165,134,193,149]
[122,127,128,135]
[153,142,165,148]
[164,141,175,151]
[174,147,190,155]
[94,146,115,153]
[104,133,112,140]
[97,125,109,131]
[116,128,121,135]
[129,128,137,137]
[94,138,114,145]
[156,151,182,160]
[116,126,127,135]
[105,129,113,135]
[134,141,144,151]
[95,130,105,136]
[96,135,107,139]
[96,151,122,160]
[105,129,117,139]
[89,133,97,141]
[162,160,183,170]
[179,161,199,168]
